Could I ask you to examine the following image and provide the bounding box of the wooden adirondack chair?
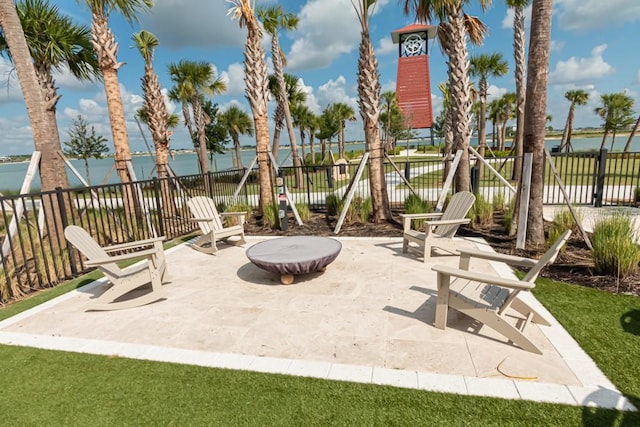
[431,230,572,354]
[400,191,476,262]
[64,225,168,311]
[186,196,246,254]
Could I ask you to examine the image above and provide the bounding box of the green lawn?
[0,269,638,424]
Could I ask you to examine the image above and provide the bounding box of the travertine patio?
[0,236,633,410]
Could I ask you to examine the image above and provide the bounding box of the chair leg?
[402,237,408,253]
[423,242,432,262]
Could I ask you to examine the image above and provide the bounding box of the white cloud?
[296,78,321,114]
[141,0,245,49]
[376,36,396,56]
[52,66,100,92]
[220,63,246,96]
[487,85,507,102]
[555,0,640,31]
[286,0,360,71]
[549,44,615,85]
[549,40,565,53]
[315,75,357,110]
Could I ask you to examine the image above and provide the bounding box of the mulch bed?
[244,210,640,296]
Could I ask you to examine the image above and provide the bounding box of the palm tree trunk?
[446,6,471,193]
[233,134,244,169]
[357,26,390,222]
[559,106,574,152]
[512,5,526,183]
[524,0,553,248]
[271,106,283,161]
[623,114,640,153]
[254,114,273,214]
[310,133,316,165]
[339,123,346,159]
[599,129,610,151]
[102,67,137,218]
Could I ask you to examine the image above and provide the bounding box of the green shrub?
[326,194,340,216]
[225,202,253,226]
[546,208,582,249]
[404,194,432,230]
[502,196,516,230]
[492,191,506,212]
[591,213,640,283]
[357,197,372,223]
[470,194,493,228]
[262,203,279,229]
[296,203,311,222]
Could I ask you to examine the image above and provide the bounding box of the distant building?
[0,156,10,162]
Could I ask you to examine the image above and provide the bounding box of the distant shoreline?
[0,132,635,164]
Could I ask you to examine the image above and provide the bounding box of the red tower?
[392,24,436,129]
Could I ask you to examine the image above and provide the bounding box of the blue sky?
[0,0,639,155]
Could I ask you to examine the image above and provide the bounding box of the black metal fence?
[1,149,638,304]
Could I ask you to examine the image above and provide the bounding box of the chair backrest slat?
[64,225,121,278]
[187,196,224,233]
[435,191,476,238]
[522,229,572,283]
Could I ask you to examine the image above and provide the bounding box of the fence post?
[56,186,77,275]
[152,178,165,238]
[594,148,607,207]
[404,161,411,182]
[326,166,334,189]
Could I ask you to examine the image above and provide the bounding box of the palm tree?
[469,52,508,174]
[132,30,177,217]
[168,60,226,176]
[380,91,398,151]
[267,72,306,189]
[218,105,254,170]
[352,0,391,222]
[132,31,170,178]
[523,0,553,247]
[329,103,356,159]
[291,103,315,163]
[317,106,340,163]
[507,0,530,182]
[438,82,454,179]
[623,113,640,153]
[228,0,272,215]
[559,89,589,153]
[495,92,517,151]
[81,0,152,186]
[595,92,635,151]
[403,0,491,193]
[258,5,304,189]
[0,0,98,193]
[0,0,99,253]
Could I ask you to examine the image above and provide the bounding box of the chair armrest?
[400,212,443,220]
[220,212,246,224]
[431,264,535,290]
[458,248,539,268]
[188,217,217,223]
[84,247,159,266]
[422,218,471,227]
[103,236,166,252]
[220,212,246,217]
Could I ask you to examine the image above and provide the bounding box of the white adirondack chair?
[431,230,572,354]
[400,191,476,262]
[186,196,246,254]
[64,225,168,311]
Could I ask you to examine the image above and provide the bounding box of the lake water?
[0,136,635,193]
